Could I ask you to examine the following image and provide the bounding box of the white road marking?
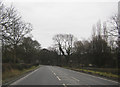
[56,76,61,81]
[54,73,56,76]
[50,67,62,82]
[66,84,70,85]
[50,68,55,74]
[63,83,67,87]
[71,77,79,82]
[11,68,39,85]
[77,71,119,84]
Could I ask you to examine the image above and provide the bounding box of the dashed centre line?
[54,73,56,76]
[63,83,67,87]
[71,77,79,82]
[50,67,83,86]
[50,68,61,81]
[56,76,61,81]
[50,68,67,87]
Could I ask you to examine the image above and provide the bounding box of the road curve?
[10,65,119,86]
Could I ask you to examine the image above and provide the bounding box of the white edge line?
[11,68,39,85]
[71,77,79,82]
[64,67,119,84]
[77,71,119,84]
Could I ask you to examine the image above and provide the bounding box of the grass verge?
[63,67,120,82]
[2,65,40,85]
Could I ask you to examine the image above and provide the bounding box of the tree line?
[51,18,119,68]
[1,1,119,69]
[0,2,38,67]
[1,2,59,68]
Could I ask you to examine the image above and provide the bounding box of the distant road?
[11,65,119,86]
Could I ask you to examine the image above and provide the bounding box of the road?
[11,65,119,86]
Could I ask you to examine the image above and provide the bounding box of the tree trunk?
[13,44,17,64]
[65,55,70,66]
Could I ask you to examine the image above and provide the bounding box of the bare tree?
[92,25,96,38]
[107,14,120,68]
[1,4,32,63]
[1,6,32,46]
[118,2,120,69]
[52,34,76,65]
[107,15,119,37]
[103,22,108,42]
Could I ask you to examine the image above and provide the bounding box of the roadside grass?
[63,67,119,81]
[2,65,39,84]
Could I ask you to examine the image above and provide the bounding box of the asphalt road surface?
[11,65,119,86]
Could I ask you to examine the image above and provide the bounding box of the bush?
[2,63,12,72]
[2,63,33,72]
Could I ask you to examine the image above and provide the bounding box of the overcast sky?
[4,0,118,48]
